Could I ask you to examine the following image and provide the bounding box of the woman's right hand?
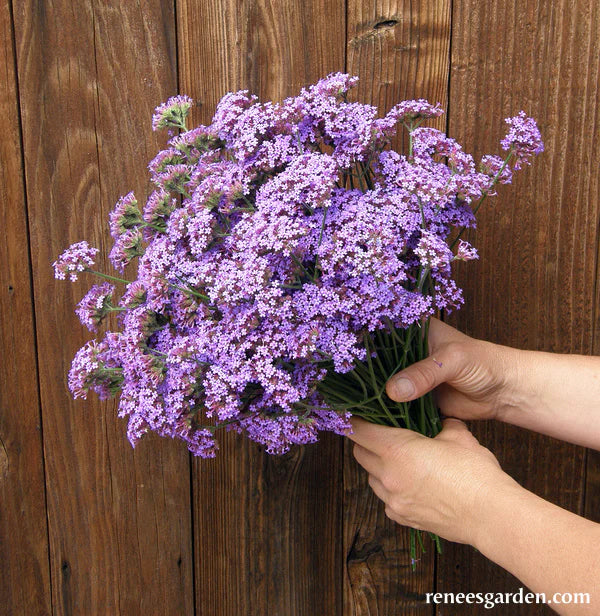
[386,318,523,422]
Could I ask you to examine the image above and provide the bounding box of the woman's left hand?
[347,417,517,545]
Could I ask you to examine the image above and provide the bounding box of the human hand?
[348,416,518,545]
[386,318,522,422]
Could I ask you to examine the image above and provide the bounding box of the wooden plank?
[0,1,52,614]
[344,2,451,613]
[177,1,346,614]
[442,1,600,612]
[585,2,600,525]
[13,1,194,613]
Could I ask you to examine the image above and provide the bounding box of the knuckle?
[439,341,468,372]
[388,495,404,514]
[380,472,397,493]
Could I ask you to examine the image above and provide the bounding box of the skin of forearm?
[496,349,600,449]
[473,479,600,615]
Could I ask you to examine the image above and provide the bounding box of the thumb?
[434,418,479,446]
[386,350,460,402]
[436,417,470,436]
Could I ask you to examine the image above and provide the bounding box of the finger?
[434,417,479,446]
[352,443,382,476]
[367,474,389,503]
[385,344,465,402]
[347,417,421,457]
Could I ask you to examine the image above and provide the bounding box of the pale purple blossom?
[109,192,141,239]
[415,231,454,269]
[382,99,444,127]
[68,335,123,400]
[455,240,479,262]
[152,95,194,132]
[109,228,144,272]
[53,241,99,281]
[501,111,544,169]
[480,154,513,185]
[75,282,115,331]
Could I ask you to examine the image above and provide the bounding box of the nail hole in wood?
[374,19,398,30]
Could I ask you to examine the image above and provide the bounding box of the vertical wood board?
[13,1,194,613]
[0,1,52,613]
[344,1,451,613]
[177,1,346,614]
[442,1,600,612]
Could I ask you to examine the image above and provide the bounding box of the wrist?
[469,472,530,553]
[492,344,536,423]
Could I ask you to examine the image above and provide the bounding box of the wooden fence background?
[1,0,599,614]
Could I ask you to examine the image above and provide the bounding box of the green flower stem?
[171,284,210,301]
[416,529,426,553]
[354,166,367,192]
[429,532,442,554]
[377,396,401,428]
[291,253,312,279]
[371,335,389,377]
[409,528,417,569]
[240,194,256,210]
[172,276,211,302]
[86,269,131,284]
[350,369,369,399]
[172,120,188,132]
[87,269,210,306]
[362,335,379,386]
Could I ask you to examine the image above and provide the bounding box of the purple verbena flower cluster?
[75,282,116,332]
[152,95,194,132]
[55,73,543,457]
[501,110,544,170]
[53,241,99,281]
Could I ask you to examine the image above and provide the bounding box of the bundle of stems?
[318,317,442,566]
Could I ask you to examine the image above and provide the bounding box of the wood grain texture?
[12,1,194,613]
[177,1,346,614]
[0,2,52,614]
[583,1,600,528]
[442,1,600,612]
[345,2,451,613]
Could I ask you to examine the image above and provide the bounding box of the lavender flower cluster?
[54,73,543,457]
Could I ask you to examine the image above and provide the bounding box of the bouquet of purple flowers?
[54,73,542,469]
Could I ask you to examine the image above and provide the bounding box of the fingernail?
[389,377,415,400]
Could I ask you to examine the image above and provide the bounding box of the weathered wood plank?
[177,1,346,614]
[585,0,600,526]
[344,2,451,613]
[13,1,194,613]
[0,1,52,613]
[443,1,600,612]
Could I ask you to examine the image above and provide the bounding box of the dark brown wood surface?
[178,2,346,613]
[0,2,51,614]
[11,1,193,614]
[1,0,598,614]
[344,2,451,613]
[444,2,600,614]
